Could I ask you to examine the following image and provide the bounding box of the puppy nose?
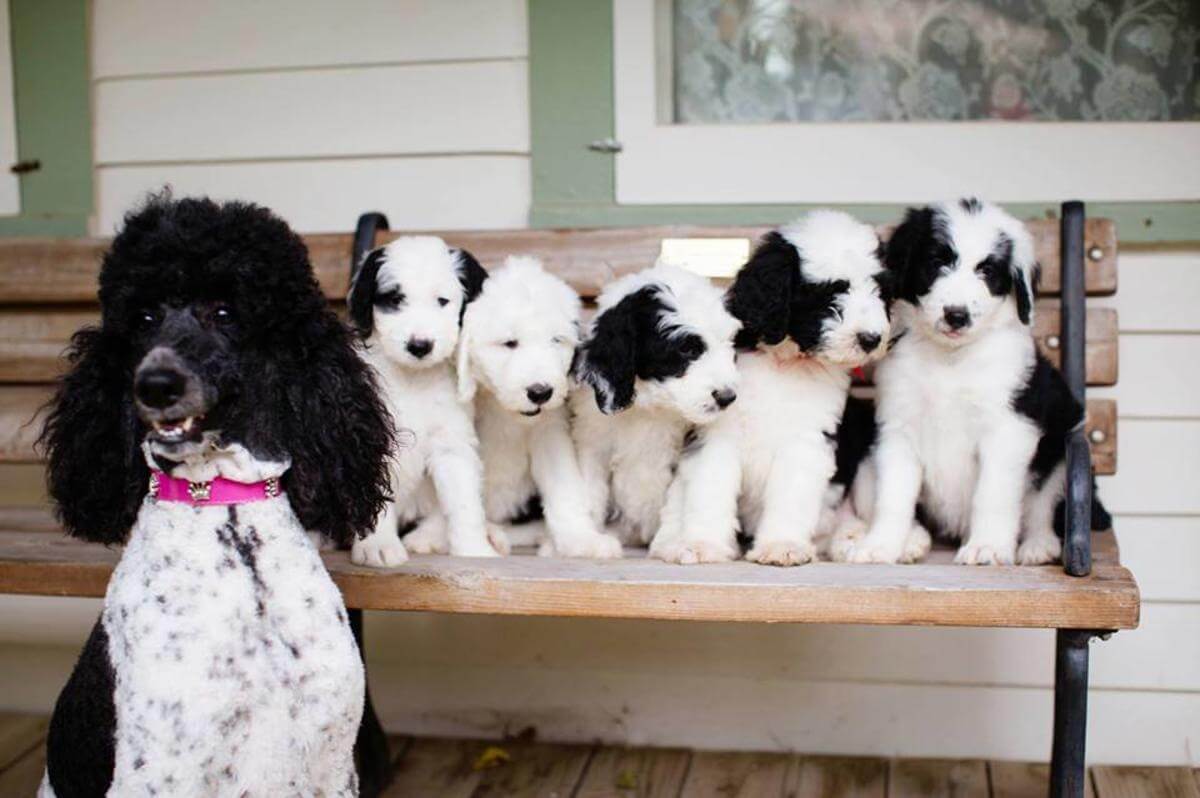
[406,338,433,358]
[526,384,553,405]
[135,368,187,409]
[712,388,737,409]
[943,306,971,330]
[856,332,882,353]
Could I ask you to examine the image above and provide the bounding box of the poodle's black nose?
[712,388,737,409]
[526,384,553,405]
[856,332,881,353]
[943,306,971,330]
[135,368,187,409]
[406,338,433,359]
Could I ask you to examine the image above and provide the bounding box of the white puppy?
[571,263,741,546]
[650,210,903,565]
[457,256,622,558]
[347,236,504,565]
[833,198,1102,566]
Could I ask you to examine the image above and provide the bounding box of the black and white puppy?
[348,236,506,564]
[571,263,741,546]
[38,196,392,796]
[832,198,1102,566]
[650,211,896,565]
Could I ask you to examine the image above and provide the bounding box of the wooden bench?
[0,202,1136,798]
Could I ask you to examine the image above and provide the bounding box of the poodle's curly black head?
[41,194,394,545]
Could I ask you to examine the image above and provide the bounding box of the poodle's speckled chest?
[102,498,363,796]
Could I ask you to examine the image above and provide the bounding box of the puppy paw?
[746,540,817,567]
[650,538,739,565]
[545,531,623,559]
[1017,534,1061,565]
[954,540,1016,566]
[899,523,933,564]
[484,523,512,556]
[351,534,409,568]
[827,519,868,562]
[404,523,449,555]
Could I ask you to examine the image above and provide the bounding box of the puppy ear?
[282,312,394,547]
[40,328,147,544]
[455,314,477,402]
[726,232,797,349]
[574,286,661,414]
[453,248,488,323]
[1012,257,1035,326]
[349,247,386,336]
[884,207,934,303]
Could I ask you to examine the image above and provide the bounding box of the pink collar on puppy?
[149,470,282,505]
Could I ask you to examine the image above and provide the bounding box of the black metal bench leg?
[350,608,393,798]
[1049,629,1094,798]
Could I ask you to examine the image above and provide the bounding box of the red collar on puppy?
[149,471,282,506]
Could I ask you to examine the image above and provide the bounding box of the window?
[672,0,1200,124]
[612,0,1200,204]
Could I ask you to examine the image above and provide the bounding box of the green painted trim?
[527,0,1200,243]
[1,0,92,236]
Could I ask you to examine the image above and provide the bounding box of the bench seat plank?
[0,529,1139,629]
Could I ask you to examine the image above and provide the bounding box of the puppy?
[832,197,1101,566]
[650,210,901,565]
[571,263,741,546]
[38,197,392,796]
[348,236,504,565]
[457,256,622,558]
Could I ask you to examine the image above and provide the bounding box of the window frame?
[613,0,1200,206]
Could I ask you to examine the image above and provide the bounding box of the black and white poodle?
[832,197,1110,565]
[38,196,393,796]
[650,211,899,565]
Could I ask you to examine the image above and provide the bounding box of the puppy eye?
[975,260,995,276]
[437,297,450,307]
[375,290,404,308]
[678,338,706,359]
[213,303,236,324]
[503,339,519,349]
[551,335,568,345]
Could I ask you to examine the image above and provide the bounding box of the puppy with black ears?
[349,236,506,565]
[457,256,623,558]
[571,263,741,546]
[832,198,1105,566]
[650,210,899,565]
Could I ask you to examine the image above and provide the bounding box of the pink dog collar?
[148,471,282,506]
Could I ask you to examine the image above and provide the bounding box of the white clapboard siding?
[91,0,527,78]
[1097,419,1200,515]
[96,156,531,234]
[1092,248,1200,333]
[1114,516,1200,602]
[1089,335,1200,418]
[96,61,530,164]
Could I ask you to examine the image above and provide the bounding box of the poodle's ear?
[726,232,797,349]
[455,311,478,403]
[40,328,147,544]
[573,286,662,414]
[453,248,488,324]
[349,247,386,336]
[283,312,394,547]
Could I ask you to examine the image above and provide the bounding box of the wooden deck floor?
[2,714,1197,797]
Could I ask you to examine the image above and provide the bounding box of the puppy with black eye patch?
[570,263,741,546]
[650,210,897,566]
[348,235,508,565]
[831,198,1109,566]
[37,196,393,797]
[457,256,623,558]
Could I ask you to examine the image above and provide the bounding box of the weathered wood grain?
[0,713,48,774]
[384,737,593,798]
[0,219,1118,304]
[573,747,691,798]
[0,529,1140,628]
[889,758,989,798]
[1092,766,1200,798]
[990,761,1097,798]
[792,756,888,798]
[678,751,795,798]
